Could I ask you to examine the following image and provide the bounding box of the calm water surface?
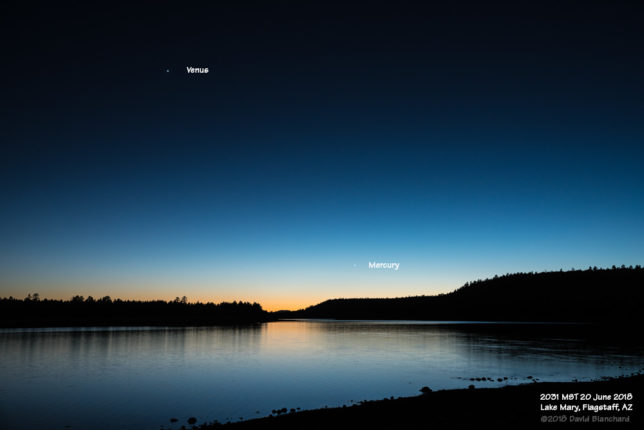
[1,320,643,429]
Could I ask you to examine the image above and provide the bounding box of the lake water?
[1,320,643,429]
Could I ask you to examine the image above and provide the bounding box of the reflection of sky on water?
[1,322,642,430]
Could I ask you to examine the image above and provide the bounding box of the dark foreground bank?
[194,374,643,429]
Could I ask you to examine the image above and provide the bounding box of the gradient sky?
[2,1,643,310]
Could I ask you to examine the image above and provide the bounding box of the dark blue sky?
[2,1,643,309]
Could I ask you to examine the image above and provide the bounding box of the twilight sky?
[2,1,643,310]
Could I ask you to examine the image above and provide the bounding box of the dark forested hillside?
[282,267,644,323]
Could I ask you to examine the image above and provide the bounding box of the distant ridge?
[0,297,273,327]
[277,267,644,323]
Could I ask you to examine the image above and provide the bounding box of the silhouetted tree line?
[279,266,644,323]
[0,295,272,327]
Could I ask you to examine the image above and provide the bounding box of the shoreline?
[195,374,643,429]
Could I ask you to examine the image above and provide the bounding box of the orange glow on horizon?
[0,280,454,312]
[0,291,453,312]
